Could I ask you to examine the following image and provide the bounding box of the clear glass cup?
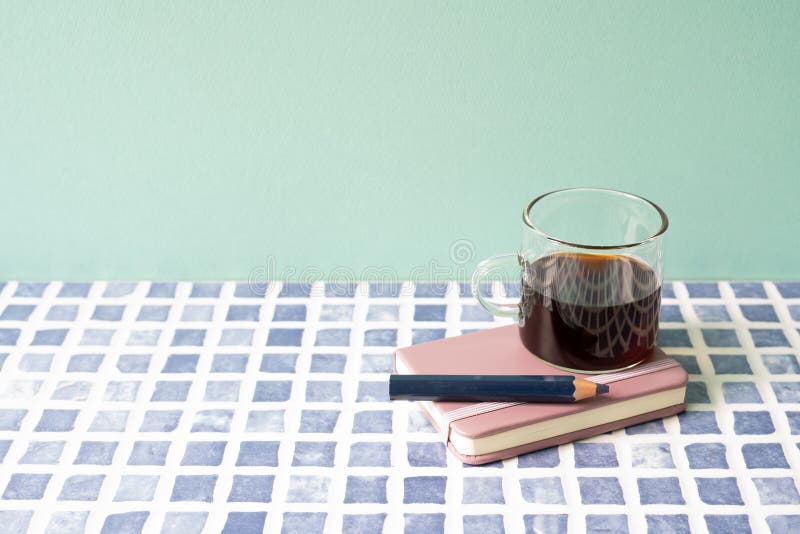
[471,188,669,374]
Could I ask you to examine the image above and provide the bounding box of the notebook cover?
[394,325,688,462]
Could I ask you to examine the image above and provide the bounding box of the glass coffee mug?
[472,188,669,374]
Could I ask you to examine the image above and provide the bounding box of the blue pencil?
[389,374,609,403]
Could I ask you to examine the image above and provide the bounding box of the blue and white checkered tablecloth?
[0,280,798,533]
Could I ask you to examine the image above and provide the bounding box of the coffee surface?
[519,252,661,371]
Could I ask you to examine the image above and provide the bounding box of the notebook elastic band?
[591,358,680,384]
[439,357,681,442]
[440,401,526,441]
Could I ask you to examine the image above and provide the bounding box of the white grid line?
[0,280,798,533]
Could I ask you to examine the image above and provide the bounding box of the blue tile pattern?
[0,280,796,532]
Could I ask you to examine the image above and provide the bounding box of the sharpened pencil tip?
[596,383,609,395]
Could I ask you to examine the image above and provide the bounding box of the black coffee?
[519,252,661,372]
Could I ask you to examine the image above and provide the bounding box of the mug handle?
[471,252,523,323]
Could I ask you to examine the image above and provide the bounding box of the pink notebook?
[394,325,688,465]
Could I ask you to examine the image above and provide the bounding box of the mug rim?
[522,187,669,250]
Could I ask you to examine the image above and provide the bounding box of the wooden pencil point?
[573,377,605,401]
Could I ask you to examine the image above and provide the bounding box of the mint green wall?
[2,2,798,280]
